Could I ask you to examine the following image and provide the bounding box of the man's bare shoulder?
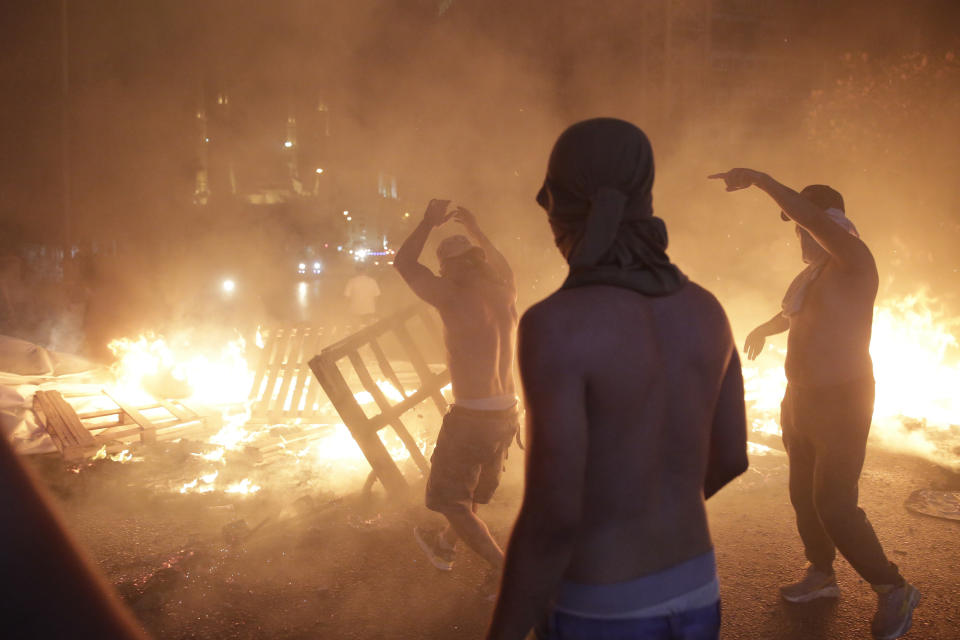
[524,282,727,321]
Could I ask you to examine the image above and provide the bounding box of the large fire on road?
[98,291,959,500]
[745,291,960,467]
[104,329,432,496]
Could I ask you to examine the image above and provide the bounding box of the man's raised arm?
[451,207,516,296]
[708,169,871,271]
[394,199,453,306]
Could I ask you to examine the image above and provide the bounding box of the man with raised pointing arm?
[708,168,920,640]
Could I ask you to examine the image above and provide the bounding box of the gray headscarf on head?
[537,118,687,296]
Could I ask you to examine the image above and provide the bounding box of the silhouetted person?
[709,169,920,640]
[343,264,381,325]
[0,434,149,639]
[394,201,519,591]
[488,119,747,640]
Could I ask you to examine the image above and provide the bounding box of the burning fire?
[87,288,960,503]
[745,292,960,467]
[99,329,433,494]
[108,332,253,407]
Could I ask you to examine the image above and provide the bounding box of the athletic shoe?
[872,582,920,639]
[413,526,455,571]
[780,565,841,603]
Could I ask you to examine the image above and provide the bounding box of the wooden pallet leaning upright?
[249,325,343,423]
[309,305,450,499]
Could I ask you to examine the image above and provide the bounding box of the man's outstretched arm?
[743,311,789,360]
[708,169,871,271]
[704,347,749,500]
[394,199,453,306]
[487,306,588,640]
[451,207,516,296]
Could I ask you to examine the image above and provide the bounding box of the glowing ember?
[208,411,256,450]
[110,449,134,463]
[225,478,261,495]
[179,470,220,494]
[91,446,135,463]
[194,448,227,463]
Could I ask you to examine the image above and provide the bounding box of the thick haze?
[1,0,958,337]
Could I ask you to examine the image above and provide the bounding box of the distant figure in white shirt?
[344,266,381,325]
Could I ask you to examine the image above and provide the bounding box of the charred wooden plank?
[33,390,97,459]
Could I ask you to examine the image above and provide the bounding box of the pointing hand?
[708,168,764,192]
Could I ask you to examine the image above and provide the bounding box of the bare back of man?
[395,200,519,576]
[490,118,746,640]
[535,283,738,583]
[438,276,517,402]
[786,258,877,386]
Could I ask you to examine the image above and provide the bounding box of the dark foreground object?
[0,435,147,639]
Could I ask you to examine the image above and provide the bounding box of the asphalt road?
[41,443,960,639]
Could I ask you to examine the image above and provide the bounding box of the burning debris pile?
[3,292,958,509]
[744,291,960,468]
[3,307,453,504]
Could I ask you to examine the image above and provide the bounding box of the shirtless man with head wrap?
[487,119,748,640]
[709,169,919,640]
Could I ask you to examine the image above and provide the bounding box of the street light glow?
[222,279,236,294]
[315,168,324,174]
[283,140,293,148]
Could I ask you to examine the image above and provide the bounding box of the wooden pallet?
[33,390,219,460]
[248,325,354,422]
[310,305,450,498]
